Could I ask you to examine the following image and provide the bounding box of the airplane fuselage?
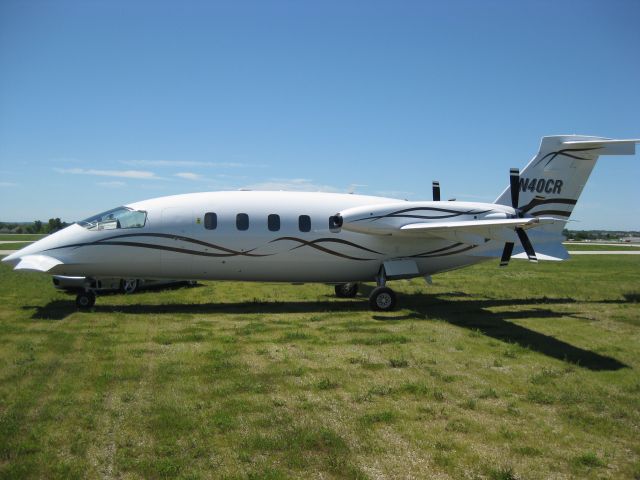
[11,191,509,283]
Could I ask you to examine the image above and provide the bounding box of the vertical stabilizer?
[495,135,638,231]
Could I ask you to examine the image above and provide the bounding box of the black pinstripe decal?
[533,147,601,168]
[42,233,486,262]
[530,210,572,218]
[413,244,478,258]
[44,233,266,257]
[520,197,577,213]
[44,233,383,261]
[409,243,464,258]
[353,207,491,222]
[269,237,380,261]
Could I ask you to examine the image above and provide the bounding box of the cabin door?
[160,207,196,277]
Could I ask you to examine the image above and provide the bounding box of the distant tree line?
[0,218,70,234]
[562,229,639,241]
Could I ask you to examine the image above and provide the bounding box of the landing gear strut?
[334,283,359,298]
[369,267,396,311]
[75,277,97,310]
[75,290,96,310]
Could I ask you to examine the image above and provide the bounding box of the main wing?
[337,201,558,244]
[398,217,556,244]
[336,201,567,261]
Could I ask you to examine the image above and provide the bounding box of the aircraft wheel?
[335,283,359,298]
[120,279,139,294]
[369,287,396,311]
[76,291,96,310]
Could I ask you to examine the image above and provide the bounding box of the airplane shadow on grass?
[398,294,629,371]
[26,291,633,372]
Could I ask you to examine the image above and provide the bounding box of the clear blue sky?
[1,0,638,230]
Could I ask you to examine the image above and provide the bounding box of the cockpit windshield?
[78,207,147,231]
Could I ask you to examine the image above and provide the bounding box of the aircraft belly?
[415,254,488,275]
[190,255,381,282]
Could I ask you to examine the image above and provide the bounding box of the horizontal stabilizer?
[562,139,639,155]
[471,238,568,261]
[512,242,569,262]
[14,255,63,273]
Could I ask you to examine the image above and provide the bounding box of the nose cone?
[1,223,86,270]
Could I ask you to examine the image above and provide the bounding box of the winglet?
[14,255,63,273]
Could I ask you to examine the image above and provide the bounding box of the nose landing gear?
[75,277,97,310]
[75,290,96,309]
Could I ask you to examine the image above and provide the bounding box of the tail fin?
[495,135,639,231]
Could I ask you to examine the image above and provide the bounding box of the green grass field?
[0,256,639,479]
[0,242,34,250]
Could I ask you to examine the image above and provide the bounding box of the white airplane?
[3,135,638,311]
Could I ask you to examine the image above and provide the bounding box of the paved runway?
[564,242,639,247]
[567,250,640,255]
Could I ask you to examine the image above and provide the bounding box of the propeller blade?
[516,227,538,263]
[432,181,440,201]
[510,168,520,211]
[500,242,514,267]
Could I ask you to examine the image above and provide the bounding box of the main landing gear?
[120,278,139,294]
[369,268,396,311]
[369,286,396,311]
[334,269,397,312]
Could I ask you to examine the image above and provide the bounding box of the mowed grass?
[0,242,34,250]
[0,234,46,241]
[0,256,639,479]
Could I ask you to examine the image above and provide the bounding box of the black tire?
[120,279,139,294]
[369,287,396,311]
[335,283,359,298]
[76,291,96,310]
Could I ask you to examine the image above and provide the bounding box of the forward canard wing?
[14,254,63,273]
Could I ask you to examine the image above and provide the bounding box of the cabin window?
[78,206,146,231]
[236,213,249,231]
[204,212,217,230]
[268,214,280,231]
[298,215,311,232]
